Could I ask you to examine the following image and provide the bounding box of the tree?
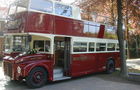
[77,0,140,31]
[116,0,128,77]
[77,0,132,76]
[77,0,117,25]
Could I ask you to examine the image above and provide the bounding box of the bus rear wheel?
[26,67,47,88]
[106,60,115,74]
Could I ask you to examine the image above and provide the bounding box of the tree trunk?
[116,0,128,77]
[135,36,139,57]
[110,0,115,25]
[125,0,130,59]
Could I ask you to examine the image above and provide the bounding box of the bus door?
[64,37,71,75]
[54,37,71,76]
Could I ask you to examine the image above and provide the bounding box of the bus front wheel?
[26,67,47,88]
[106,60,115,74]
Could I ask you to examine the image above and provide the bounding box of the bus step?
[54,73,63,78]
[53,67,63,74]
[53,76,71,81]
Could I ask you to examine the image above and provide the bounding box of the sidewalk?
[127,59,140,81]
[127,59,140,73]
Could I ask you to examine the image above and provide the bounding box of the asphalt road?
[0,61,140,90]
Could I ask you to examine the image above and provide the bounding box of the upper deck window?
[30,0,53,13]
[55,3,72,17]
[9,4,16,15]
[8,0,29,15]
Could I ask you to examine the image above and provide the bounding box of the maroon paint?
[98,25,105,38]
[3,54,54,81]
[71,52,120,77]
[6,11,105,38]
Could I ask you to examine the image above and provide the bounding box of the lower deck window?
[73,42,87,52]
[107,43,115,51]
[116,44,119,51]
[96,43,106,51]
[33,40,50,52]
[89,42,95,52]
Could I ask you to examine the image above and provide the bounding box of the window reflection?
[30,0,53,13]
[89,25,100,37]
[9,5,16,15]
[107,43,115,51]
[13,36,28,52]
[116,44,119,51]
[33,40,50,52]
[96,43,106,51]
[89,42,95,52]
[73,42,87,52]
[104,26,117,39]
[55,3,72,17]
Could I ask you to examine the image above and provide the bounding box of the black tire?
[106,60,115,74]
[26,67,47,88]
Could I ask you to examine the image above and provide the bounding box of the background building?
[0,6,8,58]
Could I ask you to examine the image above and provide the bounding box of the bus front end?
[3,34,54,84]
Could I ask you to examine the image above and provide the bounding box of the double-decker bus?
[3,0,120,88]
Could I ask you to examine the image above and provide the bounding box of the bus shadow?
[3,70,140,90]
[48,70,140,86]
[95,70,140,85]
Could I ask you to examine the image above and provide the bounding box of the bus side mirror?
[28,35,32,42]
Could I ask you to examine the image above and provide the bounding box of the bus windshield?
[5,35,30,53]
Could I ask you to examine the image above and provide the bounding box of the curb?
[128,73,140,82]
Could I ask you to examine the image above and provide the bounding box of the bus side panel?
[71,53,98,77]
[70,52,120,77]
[54,16,84,36]
[26,12,54,34]
[54,16,73,35]
[97,52,120,70]
[72,20,84,36]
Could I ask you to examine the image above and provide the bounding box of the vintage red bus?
[3,0,120,88]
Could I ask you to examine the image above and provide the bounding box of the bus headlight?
[17,66,21,74]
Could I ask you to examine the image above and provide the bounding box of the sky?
[0,0,13,7]
[62,0,76,4]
